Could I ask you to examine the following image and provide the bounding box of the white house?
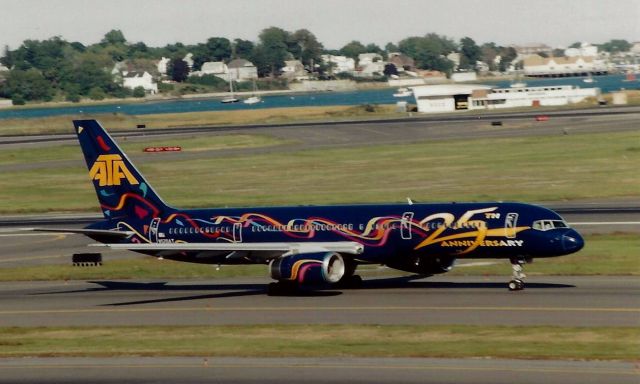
[227,59,258,81]
[122,71,158,94]
[157,57,170,76]
[357,53,382,66]
[183,53,194,70]
[281,60,307,79]
[565,43,598,58]
[523,54,607,76]
[321,55,355,74]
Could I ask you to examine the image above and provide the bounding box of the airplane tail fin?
[73,120,173,220]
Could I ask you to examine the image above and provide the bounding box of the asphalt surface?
[0,275,637,327]
[0,356,637,384]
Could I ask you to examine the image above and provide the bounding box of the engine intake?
[270,252,345,285]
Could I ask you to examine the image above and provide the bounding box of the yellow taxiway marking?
[0,362,636,376]
[0,306,637,315]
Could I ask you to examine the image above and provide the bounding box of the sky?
[1,0,638,51]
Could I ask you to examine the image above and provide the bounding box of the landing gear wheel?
[508,279,524,291]
[508,257,527,292]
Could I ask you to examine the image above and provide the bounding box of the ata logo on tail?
[89,154,138,186]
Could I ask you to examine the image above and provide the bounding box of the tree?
[193,37,232,68]
[168,58,189,82]
[233,39,254,58]
[291,29,323,68]
[480,43,499,71]
[599,39,632,53]
[459,37,480,70]
[101,29,127,46]
[398,35,454,74]
[340,40,367,60]
[383,63,398,77]
[132,86,146,98]
[385,42,399,53]
[2,69,54,102]
[569,42,581,49]
[552,48,565,57]
[498,47,517,72]
[257,27,290,76]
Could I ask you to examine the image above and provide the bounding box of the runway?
[0,356,637,384]
[0,276,637,327]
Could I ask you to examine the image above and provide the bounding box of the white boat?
[510,81,527,88]
[221,78,239,104]
[243,79,262,104]
[583,74,594,83]
[393,88,412,97]
[243,96,261,104]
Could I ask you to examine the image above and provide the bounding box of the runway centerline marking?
[0,306,637,316]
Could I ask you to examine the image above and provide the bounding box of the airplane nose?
[561,229,584,253]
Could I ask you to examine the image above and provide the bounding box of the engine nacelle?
[387,256,456,275]
[270,252,346,285]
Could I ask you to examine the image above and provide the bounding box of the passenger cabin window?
[532,220,569,231]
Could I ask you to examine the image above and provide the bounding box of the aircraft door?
[401,212,414,240]
[232,222,243,243]
[149,217,161,243]
[505,213,518,239]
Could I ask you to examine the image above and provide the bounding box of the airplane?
[37,119,584,293]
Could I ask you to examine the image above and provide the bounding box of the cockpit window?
[532,220,569,231]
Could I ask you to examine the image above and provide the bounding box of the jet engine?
[270,252,346,285]
[387,256,456,275]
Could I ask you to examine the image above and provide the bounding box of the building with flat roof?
[412,84,599,113]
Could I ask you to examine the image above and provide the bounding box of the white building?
[281,60,307,79]
[523,54,607,77]
[227,59,258,81]
[470,85,599,109]
[358,53,383,66]
[321,55,355,74]
[565,42,598,58]
[412,84,491,113]
[412,84,599,113]
[157,57,170,76]
[122,71,158,94]
[183,53,194,70]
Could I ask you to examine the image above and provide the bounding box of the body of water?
[0,74,637,121]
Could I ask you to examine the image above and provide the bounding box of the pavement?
[0,276,637,327]
[0,356,637,384]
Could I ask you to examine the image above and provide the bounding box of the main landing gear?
[508,257,527,291]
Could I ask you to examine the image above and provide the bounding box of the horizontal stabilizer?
[24,228,134,238]
[93,241,364,255]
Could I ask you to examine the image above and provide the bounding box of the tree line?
[0,27,633,104]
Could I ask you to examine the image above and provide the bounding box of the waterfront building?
[412,84,599,113]
[122,71,158,94]
[227,59,258,81]
[523,54,607,77]
[320,55,355,74]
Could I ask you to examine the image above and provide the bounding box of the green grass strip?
[0,325,637,361]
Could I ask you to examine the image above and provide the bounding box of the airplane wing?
[24,228,134,238]
[93,241,364,255]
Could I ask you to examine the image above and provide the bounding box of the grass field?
[0,105,400,136]
[0,234,636,282]
[0,325,637,360]
[0,130,638,214]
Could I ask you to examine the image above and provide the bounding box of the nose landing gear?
[508,257,527,291]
